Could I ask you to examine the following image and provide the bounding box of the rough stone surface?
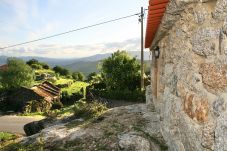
[147,0,227,151]
[18,104,167,151]
[118,132,151,151]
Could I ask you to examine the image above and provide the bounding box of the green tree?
[87,72,97,82]
[26,59,39,66]
[26,59,50,69]
[53,66,70,76]
[0,58,35,90]
[72,71,85,81]
[101,50,140,91]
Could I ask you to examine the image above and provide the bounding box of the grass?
[55,78,74,85]
[35,69,55,74]
[0,132,17,142]
[62,81,89,96]
[18,112,46,118]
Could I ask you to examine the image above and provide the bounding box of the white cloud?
[0,38,140,58]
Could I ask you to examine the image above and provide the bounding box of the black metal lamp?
[154,46,160,59]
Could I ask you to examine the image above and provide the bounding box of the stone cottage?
[8,81,61,112]
[145,0,227,150]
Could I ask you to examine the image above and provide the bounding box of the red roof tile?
[145,0,169,48]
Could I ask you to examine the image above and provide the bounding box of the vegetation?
[73,100,107,120]
[87,51,146,101]
[0,132,17,142]
[53,66,70,76]
[101,50,141,91]
[87,72,97,82]
[0,58,35,90]
[27,59,50,70]
[72,71,85,81]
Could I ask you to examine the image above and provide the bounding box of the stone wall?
[148,0,227,150]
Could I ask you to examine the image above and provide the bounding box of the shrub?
[72,72,85,81]
[42,64,50,69]
[51,101,63,110]
[0,132,17,142]
[61,91,83,106]
[53,66,70,76]
[31,64,43,69]
[0,58,35,90]
[73,100,107,119]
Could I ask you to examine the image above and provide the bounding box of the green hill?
[64,61,101,76]
[64,60,150,76]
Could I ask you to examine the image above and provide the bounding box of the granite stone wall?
[148,0,227,150]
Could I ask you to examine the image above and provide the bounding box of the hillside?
[64,61,100,76]
[0,51,151,75]
[64,60,151,76]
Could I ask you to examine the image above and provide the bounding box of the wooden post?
[140,7,144,91]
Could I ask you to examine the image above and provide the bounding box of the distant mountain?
[64,61,100,76]
[0,56,76,67]
[75,51,150,61]
[0,51,151,75]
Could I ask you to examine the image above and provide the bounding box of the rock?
[118,132,151,151]
[191,28,220,56]
[214,113,227,150]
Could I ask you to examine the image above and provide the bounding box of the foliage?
[0,58,35,90]
[86,72,97,82]
[60,81,88,105]
[26,59,50,70]
[51,101,63,110]
[0,132,17,142]
[101,50,141,91]
[26,59,39,66]
[53,66,70,76]
[1,140,44,151]
[23,100,52,113]
[72,71,85,81]
[61,91,83,106]
[73,100,107,119]
[61,81,88,96]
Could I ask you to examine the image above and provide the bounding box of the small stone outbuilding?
[8,81,61,112]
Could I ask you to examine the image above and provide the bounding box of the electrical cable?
[0,13,141,49]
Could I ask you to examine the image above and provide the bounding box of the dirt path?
[0,115,44,135]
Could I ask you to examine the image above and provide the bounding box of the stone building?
[8,81,61,112]
[145,0,227,150]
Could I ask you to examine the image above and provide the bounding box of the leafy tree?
[0,58,35,90]
[101,50,140,91]
[26,59,50,69]
[72,71,85,81]
[87,72,97,82]
[42,63,50,69]
[26,59,39,66]
[53,66,70,76]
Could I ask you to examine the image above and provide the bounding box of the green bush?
[51,101,63,110]
[61,91,83,106]
[30,64,42,69]
[0,132,17,142]
[73,100,107,119]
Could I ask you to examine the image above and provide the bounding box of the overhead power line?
[0,13,141,50]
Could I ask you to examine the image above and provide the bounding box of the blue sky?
[0,0,148,58]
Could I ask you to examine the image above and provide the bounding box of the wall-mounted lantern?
[154,46,160,59]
